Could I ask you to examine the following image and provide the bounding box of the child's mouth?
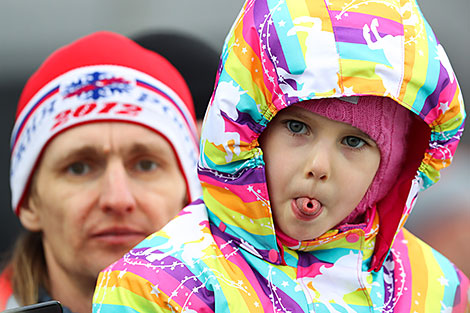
[292,197,323,221]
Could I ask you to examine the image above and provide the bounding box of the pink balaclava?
[295,96,412,224]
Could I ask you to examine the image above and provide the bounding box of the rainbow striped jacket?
[93,0,469,312]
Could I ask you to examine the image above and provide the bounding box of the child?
[93,0,469,312]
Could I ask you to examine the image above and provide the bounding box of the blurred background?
[1,0,469,275]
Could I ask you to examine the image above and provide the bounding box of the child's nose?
[305,146,331,181]
[98,161,137,214]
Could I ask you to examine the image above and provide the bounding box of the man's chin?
[91,251,133,274]
[90,243,141,269]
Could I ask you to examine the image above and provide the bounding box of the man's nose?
[99,161,137,214]
[306,143,332,181]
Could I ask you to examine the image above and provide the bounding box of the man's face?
[259,106,380,241]
[20,122,187,286]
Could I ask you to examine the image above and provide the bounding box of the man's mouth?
[91,227,147,245]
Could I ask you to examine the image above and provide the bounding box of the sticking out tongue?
[295,197,322,216]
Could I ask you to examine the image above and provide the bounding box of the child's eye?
[286,120,307,134]
[343,136,366,149]
[135,159,158,172]
[67,162,91,175]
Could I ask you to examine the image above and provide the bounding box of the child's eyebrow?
[282,110,311,121]
[349,128,374,141]
[286,108,375,142]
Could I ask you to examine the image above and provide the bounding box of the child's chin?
[286,228,323,242]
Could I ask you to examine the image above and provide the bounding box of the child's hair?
[295,96,413,223]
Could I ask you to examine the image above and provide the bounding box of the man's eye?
[67,162,91,175]
[286,120,307,134]
[135,159,158,172]
[343,136,366,149]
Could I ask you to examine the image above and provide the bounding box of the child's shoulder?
[116,200,220,278]
[394,228,469,288]
[381,229,469,313]
[94,202,221,312]
[133,201,214,255]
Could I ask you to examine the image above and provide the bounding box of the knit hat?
[10,31,201,215]
[295,96,412,223]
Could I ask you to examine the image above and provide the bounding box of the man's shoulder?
[0,266,15,310]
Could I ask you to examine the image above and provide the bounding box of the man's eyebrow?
[57,146,102,161]
[126,143,153,153]
[125,142,171,156]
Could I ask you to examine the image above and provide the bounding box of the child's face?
[259,106,380,241]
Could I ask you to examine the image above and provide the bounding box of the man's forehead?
[45,122,172,158]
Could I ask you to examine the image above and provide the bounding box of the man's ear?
[18,197,42,232]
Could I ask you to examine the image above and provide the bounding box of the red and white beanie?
[10,31,201,215]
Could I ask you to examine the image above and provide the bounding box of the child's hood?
[198,0,465,271]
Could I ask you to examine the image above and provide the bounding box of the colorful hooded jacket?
[93,0,469,312]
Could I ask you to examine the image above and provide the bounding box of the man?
[0,31,201,313]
